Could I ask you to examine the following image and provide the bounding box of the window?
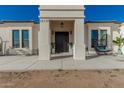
[91,29,107,48]
[12,30,20,48]
[22,30,29,48]
[91,30,98,47]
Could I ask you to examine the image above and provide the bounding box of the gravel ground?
[0,69,124,88]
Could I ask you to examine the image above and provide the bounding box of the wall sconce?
[60,22,64,28]
[52,31,54,35]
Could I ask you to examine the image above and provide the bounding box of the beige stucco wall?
[40,5,84,19]
[40,5,84,10]
[84,23,88,49]
[32,23,39,50]
[0,21,39,54]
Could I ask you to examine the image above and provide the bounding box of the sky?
[1,5,124,22]
[0,5,39,22]
[85,5,124,22]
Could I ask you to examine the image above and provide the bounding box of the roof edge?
[0,20,39,24]
[85,20,120,24]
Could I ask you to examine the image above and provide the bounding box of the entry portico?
[39,5,85,60]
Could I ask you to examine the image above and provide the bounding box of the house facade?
[0,5,124,61]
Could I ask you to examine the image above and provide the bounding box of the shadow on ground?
[51,55,73,60]
[86,55,100,60]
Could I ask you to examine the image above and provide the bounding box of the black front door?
[55,32,69,53]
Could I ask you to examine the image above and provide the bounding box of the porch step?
[8,49,31,56]
[51,52,73,58]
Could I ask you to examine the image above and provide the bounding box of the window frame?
[22,30,29,48]
[91,29,98,48]
[12,30,20,48]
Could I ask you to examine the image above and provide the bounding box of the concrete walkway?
[0,55,124,71]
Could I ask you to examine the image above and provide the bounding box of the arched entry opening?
[50,20,74,59]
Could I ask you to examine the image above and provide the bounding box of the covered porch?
[38,5,85,60]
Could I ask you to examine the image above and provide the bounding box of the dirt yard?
[0,69,124,88]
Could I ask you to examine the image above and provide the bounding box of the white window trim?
[12,29,30,49]
[89,27,111,51]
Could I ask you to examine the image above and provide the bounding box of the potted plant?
[113,36,124,55]
[68,42,73,53]
[51,43,55,54]
[69,42,73,49]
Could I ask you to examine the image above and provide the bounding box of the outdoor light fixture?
[52,30,54,35]
[70,31,72,35]
[60,21,64,28]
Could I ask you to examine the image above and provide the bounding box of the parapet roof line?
[0,20,39,24]
[85,20,121,24]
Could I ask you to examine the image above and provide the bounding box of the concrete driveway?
[0,55,124,71]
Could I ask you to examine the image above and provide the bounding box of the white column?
[88,29,91,51]
[73,19,85,60]
[29,28,33,53]
[38,19,51,60]
[2,42,5,55]
[19,30,22,48]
